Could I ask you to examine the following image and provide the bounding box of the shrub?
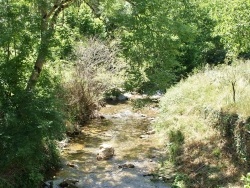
[0,70,65,187]
[62,38,126,123]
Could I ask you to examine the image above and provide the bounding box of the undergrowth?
[155,60,250,187]
[0,70,65,187]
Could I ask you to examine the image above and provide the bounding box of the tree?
[26,0,76,90]
[0,1,122,186]
[0,1,81,186]
[102,0,217,92]
[25,0,115,90]
[210,0,250,60]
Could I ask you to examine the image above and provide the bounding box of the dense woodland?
[0,0,250,187]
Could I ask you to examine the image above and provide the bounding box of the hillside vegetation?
[155,60,250,187]
[1,0,250,186]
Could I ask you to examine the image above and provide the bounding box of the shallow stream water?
[50,103,170,188]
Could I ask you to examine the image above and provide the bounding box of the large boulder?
[97,144,114,160]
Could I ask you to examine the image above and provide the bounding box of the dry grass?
[155,60,250,187]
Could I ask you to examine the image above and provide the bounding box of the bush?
[0,71,65,187]
[62,38,126,123]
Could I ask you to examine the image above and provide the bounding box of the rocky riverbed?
[44,99,170,188]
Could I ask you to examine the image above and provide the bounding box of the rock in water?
[41,181,53,188]
[118,163,135,169]
[59,178,79,188]
[66,162,77,168]
[97,144,114,160]
[117,94,128,101]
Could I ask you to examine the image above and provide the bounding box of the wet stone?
[66,162,78,168]
[59,178,79,188]
[96,144,115,160]
[140,135,149,139]
[118,163,135,169]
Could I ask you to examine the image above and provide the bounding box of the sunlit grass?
[155,60,250,187]
[161,61,250,116]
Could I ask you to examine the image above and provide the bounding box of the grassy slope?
[155,60,250,187]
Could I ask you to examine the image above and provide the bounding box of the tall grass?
[155,60,250,187]
[160,61,250,117]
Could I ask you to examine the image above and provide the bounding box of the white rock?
[97,144,114,160]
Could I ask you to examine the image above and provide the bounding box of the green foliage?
[2,0,250,186]
[0,92,65,187]
[120,0,194,91]
[210,0,250,59]
[169,130,185,145]
[0,75,65,187]
[212,147,221,158]
[177,1,226,69]
[63,3,106,38]
[172,173,190,188]
[0,1,67,186]
[104,88,122,99]
[102,0,227,92]
[168,130,185,164]
[131,98,154,109]
[212,111,249,162]
[242,173,250,188]
[101,0,249,92]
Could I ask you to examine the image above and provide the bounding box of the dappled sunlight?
[155,61,250,187]
[179,136,244,187]
[52,103,168,187]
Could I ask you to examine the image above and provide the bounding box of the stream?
[46,102,170,188]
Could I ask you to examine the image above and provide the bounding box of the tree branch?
[43,0,74,20]
[44,4,59,20]
[50,0,74,27]
[26,0,76,91]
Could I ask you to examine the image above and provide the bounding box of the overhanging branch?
[50,0,74,27]
[43,0,74,20]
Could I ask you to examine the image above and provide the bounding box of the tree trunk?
[26,53,46,91]
[26,19,52,91]
[25,0,75,91]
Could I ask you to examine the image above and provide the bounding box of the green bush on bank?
[0,70,65,187]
